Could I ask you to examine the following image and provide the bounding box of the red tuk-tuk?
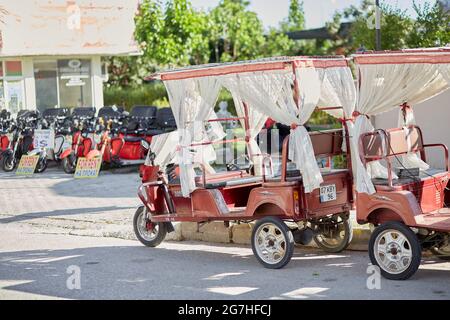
[352,48,450,280]
[134,56,357,269]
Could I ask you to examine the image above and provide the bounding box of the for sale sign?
[16,155,39,175]
[74,157,102,179]
[34,129,55,149]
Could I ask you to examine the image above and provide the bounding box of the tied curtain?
[164,77,224,197]
[150,130,179,167]
[220,77,267,176]
[223,68,324,193]
[355,63,450,194]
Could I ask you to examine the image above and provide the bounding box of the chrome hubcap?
[374,229,413,274]
[255,223,286,265]
[137,211,159,242]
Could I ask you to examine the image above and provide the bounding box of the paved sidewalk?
[0,168,141,239]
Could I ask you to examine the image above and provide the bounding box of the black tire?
[313,213,353,253]
[369,221,421,281]
[35,158,48,173]
[62,156,76,174]
[133,206,167,248]
[251,216,295,269]
[2,153,16,172]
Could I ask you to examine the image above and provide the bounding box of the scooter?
[2,111,48,173]
[40,108,72,163]
[0,110,12,159]
[60,117,96,174]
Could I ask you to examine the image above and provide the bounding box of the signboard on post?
[16,155,39,175]
[74,157,102,179]
[34,129,55,149]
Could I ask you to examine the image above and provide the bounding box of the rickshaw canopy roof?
[147,56,350,81]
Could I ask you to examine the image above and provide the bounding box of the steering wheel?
[226,154,253,172]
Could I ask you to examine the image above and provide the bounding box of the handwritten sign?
[16,155,39,175]
[74,157,102,179]
[34,129,55,149]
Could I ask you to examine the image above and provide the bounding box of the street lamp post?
[375,0,382,50]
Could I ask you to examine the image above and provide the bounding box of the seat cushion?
[373,168,449,187]
[197,176,262,189]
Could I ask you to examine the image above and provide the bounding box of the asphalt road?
[1,225,450,300]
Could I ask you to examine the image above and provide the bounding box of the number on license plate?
[320,185,337,203]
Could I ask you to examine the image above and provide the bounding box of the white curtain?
[397,107,430,170]
[164,77,222,197]
[227,69,323,193]
[220,76,267,176]
[355,63,449,194]
[150,131,179,167]
[440,64,450,85]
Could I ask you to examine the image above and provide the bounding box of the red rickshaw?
[133,56,357,269]
[352,48,450,280]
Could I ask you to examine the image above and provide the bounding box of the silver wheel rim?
[315,216,347,248]
[374,229,413,275]
[137,211,159,242]
[254,222,287,265]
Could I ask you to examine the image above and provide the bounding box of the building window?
[0,60,25,114]
[34,61,59,112]
[58,59,92,108]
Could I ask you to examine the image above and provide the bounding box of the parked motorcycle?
[2,110,48,173]
[60,107,97,174]
[39,108,71,163]
[0,110,12,158]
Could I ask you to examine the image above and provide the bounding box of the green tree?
[350,1,414,51]
[408,1,450,47]
[208,0,266,62]
[281,0,306,32]
[135,0,210,67]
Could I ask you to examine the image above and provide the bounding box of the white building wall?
[91,56,105,110]
[22,57,37,110]
[374,89,450,169]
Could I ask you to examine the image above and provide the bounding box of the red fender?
[60,148,73,159]
[86,149,101,160]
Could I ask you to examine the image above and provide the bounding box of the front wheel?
[369,222,421,281]
[2,153,17,172]
[133,207,167,248]
[251,217,294,269]
[312,213,353,253]
[62,156,76,174]
[35,158,48,173]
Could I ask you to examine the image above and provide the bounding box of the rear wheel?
[313,213,353,253]
[2,153,16,172]
[251,217,294,269]
[369,222,421,281]
[62,156,76,174]
[133,206,167,248]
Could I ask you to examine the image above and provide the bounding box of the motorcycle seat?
[124,136,143,143]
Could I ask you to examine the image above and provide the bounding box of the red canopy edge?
[353,48,450,65]
[147,56,349,81]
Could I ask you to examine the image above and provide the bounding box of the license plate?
[320,185,337,203]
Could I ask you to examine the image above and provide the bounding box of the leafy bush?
[104,83,168,111]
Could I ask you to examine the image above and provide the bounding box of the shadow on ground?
[1,242,449,300]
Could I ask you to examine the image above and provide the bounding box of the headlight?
[141,140,150,150]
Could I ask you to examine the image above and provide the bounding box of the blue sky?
[189,0,436,29]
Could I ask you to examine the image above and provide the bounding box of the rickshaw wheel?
[251,217,294,269]
[312,213,353,253]
[369,222,421,281]
[133,206,167,248]
[62,157,76,174]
